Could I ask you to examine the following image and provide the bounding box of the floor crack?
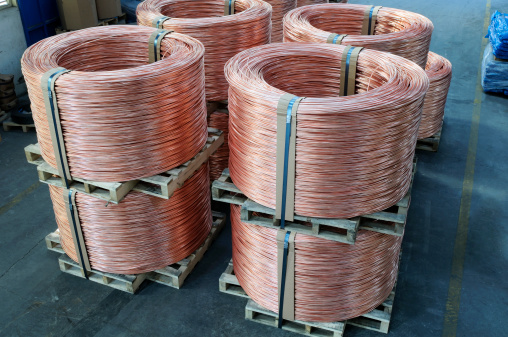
[0,237,45,280]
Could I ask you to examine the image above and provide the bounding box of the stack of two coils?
[224,4,435,323]
[22,26,213,275]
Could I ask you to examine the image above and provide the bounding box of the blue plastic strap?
[67,190,89,279]
[47,69,70,189]
[228,0,233,15]
[156,16,169,29]
[280,97,298,230]
[277,231,291,328]
[153,30,166,62]
[332,34,340,44]
[343,47,355,97]
[368,6,375,35]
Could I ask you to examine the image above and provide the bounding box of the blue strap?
[156,16,168,29]
[343,47,355,97]
[68,190,89,279]
[153,30,166,62]
[228,0,234,15]
[332,34,340,44]
[367,6,375,35]
[47,69,70,189]
[278,231,291,328]
[280,97,298,230]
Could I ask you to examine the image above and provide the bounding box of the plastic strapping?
[276,94,305,225]
[41,67,72,188]
[224,0,236,15]
[277,230,296,327]
[148,29,173,63]
[64,189,91,278]
[340,46,363,96]
[327,33,348,44]
[151,15,170,29]
[362,6,382,35]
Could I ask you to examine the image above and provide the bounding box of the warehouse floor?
[1,0,507,336]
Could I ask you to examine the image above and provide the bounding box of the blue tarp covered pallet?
[482,11,508,95]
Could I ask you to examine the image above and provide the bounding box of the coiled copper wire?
[283,3,434,68]
[21,25,207,182]
[137,0,271,101]
[49,163,212,275]
[419,52,452,139]
[231,205,402,322]
[297,0,347,8]
[265,0,297,42]
[225,43,429,218]
[208,111,230,181]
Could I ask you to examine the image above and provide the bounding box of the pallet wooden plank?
[3,118,35,132]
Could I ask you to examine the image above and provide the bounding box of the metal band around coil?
[151,15,170,29]
[148,29,173,63]
[340,46,363,96]
[327,33,348,44]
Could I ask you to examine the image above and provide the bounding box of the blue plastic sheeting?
[17,0,60,46]
[482,43,508,95]
[487,11,508,60]
[121,0,143,23]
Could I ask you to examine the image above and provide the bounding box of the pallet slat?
[3,118,35,132]
[24,128,224,203]
[47,212,226,293]
[416,129,442,152]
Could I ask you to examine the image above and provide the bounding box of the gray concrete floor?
[1,0,507,336]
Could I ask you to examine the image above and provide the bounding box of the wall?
[0,5,28,95]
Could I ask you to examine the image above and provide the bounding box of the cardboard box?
[95,0,122,19]
[57,0,99,30]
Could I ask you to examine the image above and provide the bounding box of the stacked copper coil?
[283,3,434,68]
[231,205,402,322]
[265,0,297,42]
[136,0,271,101]
[23,26,214,275]
[21,25,207,182]
[225,43,429,219]
[208,111,230,181]
[419,52,452,139]
[49,164,212,275]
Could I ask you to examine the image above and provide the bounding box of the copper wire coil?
[419,52,452,139]
[49,163,212,275]
[21,25,207,182]
[283,3,434,68]
[225,43,428,218]
[231,204,402,322]
[137,0,271,101]
[208,111,230,181]
[265,0,297,42]
[297,0,347,8]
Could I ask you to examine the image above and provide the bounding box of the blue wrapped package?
[482,42,508,95]
[121,0,143,23]
[487,11,508,59]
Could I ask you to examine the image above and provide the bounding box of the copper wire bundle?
[207,111,230,181]
[21,25,207,182]
[231,205,402,322]
[137,0,271,101]
[49,163,212,275]
[265,0,297,42]
[419,52,452,139]
[283,3,434,68]
[225,43,429,218]
[297,1,347,8]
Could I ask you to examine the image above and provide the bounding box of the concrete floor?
[1,0,507,336]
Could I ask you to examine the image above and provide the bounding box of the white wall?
[0,5,28,95]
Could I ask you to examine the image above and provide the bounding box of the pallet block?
[25,128,224,203]
[47,211,226,293]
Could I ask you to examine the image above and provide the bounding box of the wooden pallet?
[55,13,127,34]
[212,161,416,244]
[416,129,441,152]
[2,118,35,132]
[206,100,228,116]
[221,259,396,336]
[25,128,224,203]
[47,211,226,294]
[0,111,9,123]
